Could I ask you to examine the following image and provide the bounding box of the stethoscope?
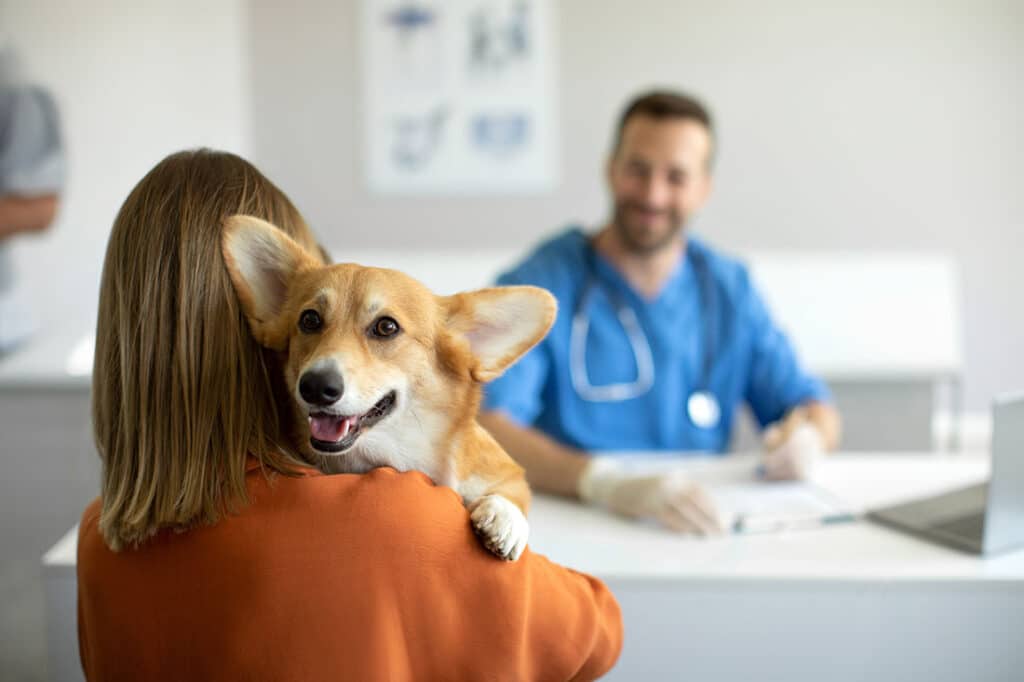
[568,245,722,430]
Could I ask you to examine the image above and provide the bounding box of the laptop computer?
[868,393,1024,555]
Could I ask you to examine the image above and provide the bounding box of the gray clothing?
[0,71,65,349]
[0,83,65,294]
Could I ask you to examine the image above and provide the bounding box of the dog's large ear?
[444,286,557,382]
[222,214,320,350]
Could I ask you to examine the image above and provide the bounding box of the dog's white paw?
[470,495,528,561]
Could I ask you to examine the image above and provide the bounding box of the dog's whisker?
[408,406,426,434]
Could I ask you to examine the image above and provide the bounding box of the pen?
[732,512,859,534]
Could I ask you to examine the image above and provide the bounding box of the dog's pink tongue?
[310,415,355,442]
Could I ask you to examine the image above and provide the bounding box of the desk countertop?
[0,323,93,390]
[43,453,1024,584]
[529,454,1024,582]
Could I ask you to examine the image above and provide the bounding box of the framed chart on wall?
[362,0,558,194]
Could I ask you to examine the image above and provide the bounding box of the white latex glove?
[577,457,726,536]
[761,416,826,481]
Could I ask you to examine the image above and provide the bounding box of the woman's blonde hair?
[93,149,321,550]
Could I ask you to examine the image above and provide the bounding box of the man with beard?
[478,91,841,535]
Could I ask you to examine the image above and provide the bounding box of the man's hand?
[760,407,827,480]
[577,458,726,536]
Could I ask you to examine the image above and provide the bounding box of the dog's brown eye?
[298,309,322,333]
[371,316,400,338]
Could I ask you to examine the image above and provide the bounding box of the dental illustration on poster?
[363,1,558,194]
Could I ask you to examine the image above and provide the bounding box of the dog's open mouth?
[307,390,397,453]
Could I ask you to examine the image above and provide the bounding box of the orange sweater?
[77,460,623,681]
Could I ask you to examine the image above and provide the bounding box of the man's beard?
[611,201,686,255]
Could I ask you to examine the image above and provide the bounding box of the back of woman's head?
[93,149,321,550]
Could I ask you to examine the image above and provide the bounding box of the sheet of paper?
[696,471,861,533]
[599,452,860,533]
[709,481,839,518]
[706,481,854,526]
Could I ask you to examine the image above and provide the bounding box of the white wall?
[248,0,1023,410]
[3,1,1021,411]
[2,0,251,331]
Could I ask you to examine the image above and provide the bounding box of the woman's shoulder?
[254,464,458,500]
[249,465,470,532]
[77,498,103,553]
[78,466,473,571]
[77,498,123,573]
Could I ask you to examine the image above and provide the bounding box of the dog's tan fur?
[222,215,556,559]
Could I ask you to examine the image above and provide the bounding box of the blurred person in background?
[0,39,65,352]
[479,90,841,536]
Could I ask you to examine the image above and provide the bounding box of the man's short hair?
[611,90,715,167]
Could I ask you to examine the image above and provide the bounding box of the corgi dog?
[221,215,556,561]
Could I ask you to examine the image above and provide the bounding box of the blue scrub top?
[482,228,831,454]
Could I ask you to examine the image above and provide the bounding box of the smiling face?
[276,264,451,458]
[606,114,714,254]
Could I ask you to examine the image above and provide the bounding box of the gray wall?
[249,0,1023,410]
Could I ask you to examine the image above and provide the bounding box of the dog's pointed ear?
[222,214,320,350]
[444,286,557,382]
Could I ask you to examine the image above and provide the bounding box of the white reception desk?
[43,454,1023,682]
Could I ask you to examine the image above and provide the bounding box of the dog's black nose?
[299,370,344,406]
